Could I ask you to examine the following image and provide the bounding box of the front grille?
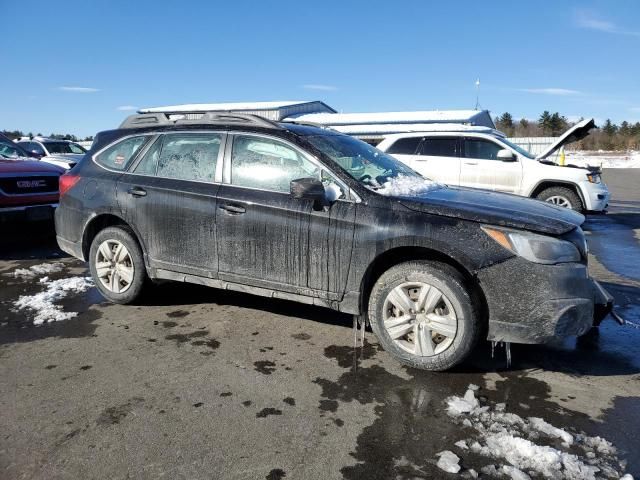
[0,176,59,194]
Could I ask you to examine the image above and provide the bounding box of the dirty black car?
[55,112,614,371]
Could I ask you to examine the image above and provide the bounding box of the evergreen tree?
[602,119,617,136]
[538,111,552,134]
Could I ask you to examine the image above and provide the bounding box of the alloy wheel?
[382,281,458,356]
[546,195,572,209]
[95,239,135,294]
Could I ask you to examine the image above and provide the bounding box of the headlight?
[482,226,581,264]
[587,173,601,184]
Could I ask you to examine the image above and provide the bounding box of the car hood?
[0,158,65,174]
[536,118,595,160]
[398,186,584,235]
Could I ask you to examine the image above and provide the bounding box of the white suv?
[376,119,609,212]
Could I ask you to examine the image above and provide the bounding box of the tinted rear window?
[94,136,150,171]
[386,137,421,155]
[418,138,458,157]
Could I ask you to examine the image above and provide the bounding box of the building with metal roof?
[286,109,495,144]
[139,101,336,121]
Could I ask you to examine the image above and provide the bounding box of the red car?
[0,133,65,221]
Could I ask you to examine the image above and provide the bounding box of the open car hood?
[536,118,595,160]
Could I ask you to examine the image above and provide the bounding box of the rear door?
[215,133,355,298]
[412,136,461,185]
[116,131,225,276]
[460,137,522,193]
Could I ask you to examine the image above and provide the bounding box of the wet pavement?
[1,169,639,479]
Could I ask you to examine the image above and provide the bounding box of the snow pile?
[11,262,65,278]
[376,175,442,197]
[444,385,631,480]
[435,450,461,473]
[13,276,94,325]
[565,151,640,169]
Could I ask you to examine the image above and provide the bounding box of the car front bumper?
[478,257,616,344]
[579,181,610,211]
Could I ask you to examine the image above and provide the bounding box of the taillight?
[59,174,81,196]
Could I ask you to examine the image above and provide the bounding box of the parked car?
[55,113,614,371]
[1,133,65,222]
[17,138,87,170]
[376,119,609,213]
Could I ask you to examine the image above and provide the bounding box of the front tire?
[536,186,583,212]
[368,261,481,371]
[89,226,147,304]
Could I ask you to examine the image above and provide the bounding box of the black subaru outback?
[55,112,614,370]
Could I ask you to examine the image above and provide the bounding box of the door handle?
[219,204,246,215]
[127,187,147,197]
[464,162,478,166]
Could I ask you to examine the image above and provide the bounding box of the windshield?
[44,142,87,154]
[498,137,536,159]
[305,134,422,189]
[0,141,25,159]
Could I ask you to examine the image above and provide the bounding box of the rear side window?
[464,139,502,160]
[156,133,221,182]
[386,137,421,155]
[230,135,319,193]
[418,138,458,157]
[95,136,150,171]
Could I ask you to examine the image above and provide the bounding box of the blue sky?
[1,0,639,137]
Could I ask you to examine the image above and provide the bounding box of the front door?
[459,138,522,193]
[216,133,355,297]
[116,132,224,276]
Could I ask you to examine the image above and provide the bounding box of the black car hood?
[398,186,584,235]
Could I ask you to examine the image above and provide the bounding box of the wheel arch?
[529,180,586,207]
[81,213,143,261]
[358,246,488,326]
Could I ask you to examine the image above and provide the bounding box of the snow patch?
[376,175,441,197]
[435,450,461,474]
[13,276,94,325]
[565,151,640,169]
[10,262,65,278]
[443,384,631,479]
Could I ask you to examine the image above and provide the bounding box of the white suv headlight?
[482,226,581,264]
[587,173,601,184]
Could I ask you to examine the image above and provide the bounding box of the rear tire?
[536,186,583,212]
[368,261,481,371]
[89,226,146,304]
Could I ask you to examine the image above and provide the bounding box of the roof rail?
[119,112,283,130]
[281,119,340,132]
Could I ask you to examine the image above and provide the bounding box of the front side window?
[464,139,503,160]
[95,136,150,171]
[155,133,221,182]
[419,138,458,157]
[230,135,320,193]
[386,137,421,155]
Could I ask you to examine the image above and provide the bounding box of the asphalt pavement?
[1,169,639,479]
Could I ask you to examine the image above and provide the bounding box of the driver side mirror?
[497,149,516,161]
[290,177,329,209]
